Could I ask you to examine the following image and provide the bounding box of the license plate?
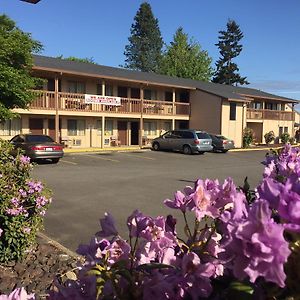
[46,147,53,151]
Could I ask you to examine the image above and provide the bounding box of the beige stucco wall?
[189,90,222,133]
[221,100,245,148]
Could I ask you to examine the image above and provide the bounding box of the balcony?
[247,108,294,121]
[29,90,190,116]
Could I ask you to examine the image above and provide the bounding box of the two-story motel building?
[1,55,298,148]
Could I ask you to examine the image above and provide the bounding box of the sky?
[1,0,300,109]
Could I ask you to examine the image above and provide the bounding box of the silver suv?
[152,130,213,154]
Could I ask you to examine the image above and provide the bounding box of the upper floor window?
[144,89,157,100]
[176,91,190,103]
[165,91,173,102]
[250,102,262,110]
[229,102,237,121]
[105,85,113,96]
[96,84,103,95]
[68,81,86,94]
[130,88,140,99]
[118,86,128,98]
[265,102,281,111]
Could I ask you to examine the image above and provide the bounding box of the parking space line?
[60,159,78,165]
[122,153,156,160]
[83,154,120,163]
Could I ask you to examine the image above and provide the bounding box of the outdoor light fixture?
[21,0,41,4]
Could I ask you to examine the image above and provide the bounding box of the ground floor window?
[96,120,102,136]
[279,126,288,136]
[144,121,157,135]
[163,122,172,132]
[0,118,21,136]
[105,120,113,135]
[67,119,85,136]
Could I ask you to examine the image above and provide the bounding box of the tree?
[213,19,249,85]
[159,27,213,81]
[0,14,42,121]
[57,55,95,64]
[123,2,163,72]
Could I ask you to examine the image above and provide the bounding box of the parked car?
[209,134,235,153]
[10,134,64,163]
[152,129,213,154]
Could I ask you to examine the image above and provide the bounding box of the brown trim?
[227,97,251,103]
[239,93,299,103]
[32,66,196,90]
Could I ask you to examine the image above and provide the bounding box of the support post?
[101,116,105,148]
[172,89,176,130]
[54,76,59,143]
[139,88,144,147]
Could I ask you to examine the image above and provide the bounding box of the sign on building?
[84,94,121,106]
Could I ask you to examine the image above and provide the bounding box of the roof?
[32,55,298,103]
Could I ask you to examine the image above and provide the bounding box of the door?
[48,119,55,140]
[130,122,139,145]
[118,121,127,145]
[29,118,43,135]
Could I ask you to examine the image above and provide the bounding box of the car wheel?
[51,158,60,164]
[152,142,160,151]
[183,145,192,155]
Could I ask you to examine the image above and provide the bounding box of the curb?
[64,147,150,154]
[37,231,82,260]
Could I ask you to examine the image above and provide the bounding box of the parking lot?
[33,150,266,251]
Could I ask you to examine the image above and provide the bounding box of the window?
[265,102,281,111]
[163,122,172,132]
[67,119,85,136]
[144,122,157,135]
[251,102,262,109]
[96,120,102,136]
[176,91,190,103]
[117,86,128,98]
[68,81,86,94]
[130,88,140,99]
[105,85,113,96]
[229,102,237,120]
[165,91,173,102]
[105,120,113,135]
[144,89,157,100]
[0,119,21,136]
[96,84,103,95]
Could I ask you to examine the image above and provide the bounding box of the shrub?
[0,140,52,262]
[289,136,295,145]
[264,130,275,145]
[47,145,300,300]
[242,127,254,148]
[280,132,290,144]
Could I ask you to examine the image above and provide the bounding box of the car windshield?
[196,132,210,139]
[26,135,54,143]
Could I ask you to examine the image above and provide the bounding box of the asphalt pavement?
[32,150,266,251]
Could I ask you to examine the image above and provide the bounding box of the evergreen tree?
[159,27,213,81]
[0,14,42,121]
[123,2,163,72]
[213,19,249,85]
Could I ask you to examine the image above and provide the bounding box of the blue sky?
[2,0,300,107]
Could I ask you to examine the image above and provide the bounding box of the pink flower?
[0,287,35,300]
[96,212,118,237]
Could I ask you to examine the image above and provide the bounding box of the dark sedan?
[10,134,64,163]
[209,134,235,153]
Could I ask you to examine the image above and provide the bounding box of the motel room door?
[29,118,43,135]
[117,121,127,145]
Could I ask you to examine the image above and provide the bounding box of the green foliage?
[213,19,248,86]
[289,136,295,145]
[264,131,275,145]
[123,2,163,72]
[0,140,52,262]
[242,127,254,148]
[57,55,95,64]
[280,132,290,144]
[158,27,213,81]
[0,14,43,121]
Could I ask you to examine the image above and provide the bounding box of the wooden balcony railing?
[247,108,294,121]
[29,91,190,116]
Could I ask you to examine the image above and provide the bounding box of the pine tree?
[159,27,213,81]
[123,2,163,72]
[213,19,249,85]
